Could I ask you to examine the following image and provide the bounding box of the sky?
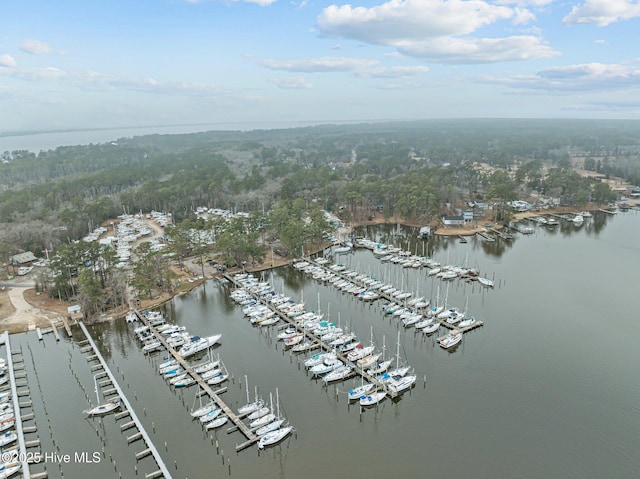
[2,0,640,132]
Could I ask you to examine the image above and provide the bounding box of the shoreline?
[2,201,636,334]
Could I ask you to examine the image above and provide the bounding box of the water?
[0,120,364,153]
[5,210,640,478]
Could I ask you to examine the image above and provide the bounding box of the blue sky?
[2,0,640,131]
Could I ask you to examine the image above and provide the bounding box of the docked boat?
[422,321,441,334]
[478,277,495,288]
[458,316,477,328]
[237,377,264,416]
[348,382,375,400]
[387,374,417,394]
[142,339,162,353]
[0,431,17,447]
[83,397,121,417]
[204,415,228,430]
[191,401,217,418]
[310,354,343,376]
[322,365,353,383]
[359,391,386,407]
[257,426,293,449]
[439,330,463,349]
[0,417,14,432]
[256,418,286,436]
[0,462,20,478]
[178,334,222,358]
[573,214,584,225]
[199,407,222,424]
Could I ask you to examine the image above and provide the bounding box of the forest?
[1,118,638,266]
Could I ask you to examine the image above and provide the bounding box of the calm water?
[5,210,640,479]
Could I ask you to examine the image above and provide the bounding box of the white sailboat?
[238,376,264,416]
[359,391,386,407]
[83,373,121,417]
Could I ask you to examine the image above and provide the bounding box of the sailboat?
[238,376,264,416]
[366,335,393,376]
[359,390,386,407]
[255,387,287,436]
[83,374,121,416]
[250,392,276,428]
[381,332,413,381]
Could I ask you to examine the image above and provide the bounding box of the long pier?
[131,310,259,451]
[77,322,174,478]
[223,273,401,398]
[2,331,32,479]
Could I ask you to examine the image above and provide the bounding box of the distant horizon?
[4,1,640,131]
[4,116,640,139]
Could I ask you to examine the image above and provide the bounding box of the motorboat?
[458,316,477,328]
[178,334,222,358]
[387,374,417,394]
[439,330,463,349]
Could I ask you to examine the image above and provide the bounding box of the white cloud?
[263,56,379,72]
[318,0,517,42]
[480,62,640,92]
[269,76,314,89]
[562,0,640,26]
[262,55,430,79]
[20,39,64,55]
[396,35,557,63]
[594,39,607,44]
[0,54,17,68]
[354,65,429,78]
[317,0,558,63]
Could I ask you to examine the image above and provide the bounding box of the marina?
[0,209,638,478]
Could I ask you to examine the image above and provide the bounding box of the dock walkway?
[2,331,32,479]
[131,310,259,451]
[77,322,174,478]
[224,273,403,398]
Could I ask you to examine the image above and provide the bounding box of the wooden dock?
[132,309,260,451]
[77,322,174,478]
[476,231,495,242]
[223,273,404,398]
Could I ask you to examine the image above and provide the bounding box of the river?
[4,209,640,479]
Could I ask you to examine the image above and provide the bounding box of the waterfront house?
[442,215,464,227]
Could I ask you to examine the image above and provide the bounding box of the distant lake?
[0,120,367,152]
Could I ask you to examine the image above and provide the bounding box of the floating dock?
[223,274,408,398]
[130,309,260,451]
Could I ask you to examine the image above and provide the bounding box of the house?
[442,215,464,227]
[462,210,474,223]
[10,251,37,266]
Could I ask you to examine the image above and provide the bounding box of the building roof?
[10,252,37,264]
